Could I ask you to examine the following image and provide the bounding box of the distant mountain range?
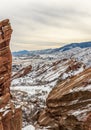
[12,41,91,56]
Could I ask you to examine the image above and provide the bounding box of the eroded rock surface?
[0,19,12,108]
[38,67,91,130]
[0,19,22,130]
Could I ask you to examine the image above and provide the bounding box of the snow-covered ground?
[11,47,91,129]
[22,125,35,130]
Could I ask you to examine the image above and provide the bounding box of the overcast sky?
[0,0,91,51]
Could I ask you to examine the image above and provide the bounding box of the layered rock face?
[0,19,22,130]
[0,19,12,108]
[38,67,91,130]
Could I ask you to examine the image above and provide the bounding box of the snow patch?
[22,125,35,130]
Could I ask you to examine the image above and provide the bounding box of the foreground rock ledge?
[0,19,22,130]
[38,67,91,130]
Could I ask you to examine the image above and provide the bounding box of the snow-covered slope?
[11,46,91,129]
[12,41,91,57]
[38,67,91,129]
[22,125,35,130]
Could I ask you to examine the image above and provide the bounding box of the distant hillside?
[60,42,91,51]
[12,41,91,56]
[12,50,29,56]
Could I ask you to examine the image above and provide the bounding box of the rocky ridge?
[12,64,32,80]
[38,67,91,130]
[11,57,86,129]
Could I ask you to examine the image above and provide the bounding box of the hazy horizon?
[12,41,91,52]
[1,0,91,51]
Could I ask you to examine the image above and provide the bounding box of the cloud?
[0,0,91,51]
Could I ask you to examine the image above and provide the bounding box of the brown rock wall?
[38,67,91,130]
[0,19,22,130]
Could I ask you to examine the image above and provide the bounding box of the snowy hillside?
[12,41,91,57]
[11,45,91,129]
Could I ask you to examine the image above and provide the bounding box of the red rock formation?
[38,67,91,130]
[0,19,22,130]
[0,19,12,108]
[12,65,32,80]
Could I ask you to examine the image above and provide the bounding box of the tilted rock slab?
[38,67,91,130]
[0,19,22,130]
[12,64,32,80]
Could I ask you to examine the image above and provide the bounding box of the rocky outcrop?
[0,104,22,130]
[11,57,86,128]
[0,19,22,130]
[12,64,32,80]
[38,67,91,130]
[0,19,12,108]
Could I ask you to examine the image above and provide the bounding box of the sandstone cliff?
[0,19,22,130]
[38,67,91,130]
